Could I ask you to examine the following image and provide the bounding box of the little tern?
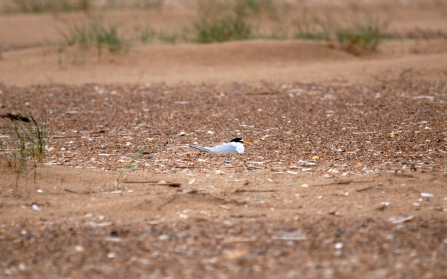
[189,138,251,154]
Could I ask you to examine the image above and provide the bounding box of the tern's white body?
[189,138,250,154]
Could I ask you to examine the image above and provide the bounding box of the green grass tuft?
[137,26,157,44]
[292,7,386,55]
[115,145,148,190]
[293,13,330,41]
[0,112,50,189]
[194,15,252,43]
[5,0,86,13]
[94,24,124,54]
[1,0,165,13]
[334,24,381,55]
[60,20,126,56]
[157,31,180,44]
[234,0,276,15]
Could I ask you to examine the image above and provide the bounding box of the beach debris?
[421,193,434,199]
[122,180,181,187]
[388,216,414,224]
[272,231,307,241]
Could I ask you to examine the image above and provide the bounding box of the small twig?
[356,183,383,192]
[352,132,377,135]
[393,172,414,178]
[234,189,277,193]
[64,188,94,194]
[157,195,178,210]
[122,180,181,187]
[247,165,263,169]
[312,180,374,187]
[64,188,78,193]
[223,237,257,243]
[231,214,266,218]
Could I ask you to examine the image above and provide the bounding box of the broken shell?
[421,193,434,198]
[299,160,316,167]
[389,215,414,224]
[188,179,196,185]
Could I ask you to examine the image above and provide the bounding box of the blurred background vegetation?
[1,0,390,56]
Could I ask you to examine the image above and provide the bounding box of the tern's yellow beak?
[243,141,251,145]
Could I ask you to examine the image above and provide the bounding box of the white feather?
[189,142,245,154]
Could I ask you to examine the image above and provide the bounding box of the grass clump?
[333,24,381,55]
[194,0,287,43]
[134,25,181,44]
[293,9,330,41]
[137,26,157,44]
[197,0,278,17]
[0,113,50,189]
[292,6,387,55]
[94,24,124,54]
[115,145,147,190]
[1,0,165,13]
[61,20,126,56]
[157,31,180,44]
[194,15,252,43]
[4,0,87,13]
[234,0,276,15]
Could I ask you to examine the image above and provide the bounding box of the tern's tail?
[189,144,211,153]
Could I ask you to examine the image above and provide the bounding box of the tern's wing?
[189,144,212,152]
[208,143,240,154]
